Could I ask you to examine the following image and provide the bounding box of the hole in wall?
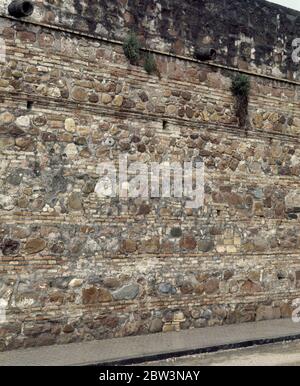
[8,0,34,18]
[22,1,33,16]
[27,100,33,110]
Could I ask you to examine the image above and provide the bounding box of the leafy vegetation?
[231,74,250,128]
[231,73,250,97]
[123,32,141,65]
[144,52,157,74]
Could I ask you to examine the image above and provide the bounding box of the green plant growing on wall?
[231,73,250,128]
[144,52,157,75]
[123,32,141,65]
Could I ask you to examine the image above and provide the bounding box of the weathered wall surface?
[0,1,300,350]
[1,0,300,80]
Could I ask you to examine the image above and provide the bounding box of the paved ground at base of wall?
[0,319,300,366]
[142,340,300,366]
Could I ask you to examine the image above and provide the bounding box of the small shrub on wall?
[144,52,157,75]
[231,73,250,128]
[123,33,159,77]
[123,32,141,65]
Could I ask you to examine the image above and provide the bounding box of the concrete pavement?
[0,319,300,366]
[142,340,300,366]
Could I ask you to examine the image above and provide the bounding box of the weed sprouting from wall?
[231,73,250,128]
[144,52,157,74]
[123,32,141,65]
[123,34,160,77]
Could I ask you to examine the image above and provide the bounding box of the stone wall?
[1,0,300,80]
[0,1,300,350]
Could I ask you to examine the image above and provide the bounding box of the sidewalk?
[0,319,300,366]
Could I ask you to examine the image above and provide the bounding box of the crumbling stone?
[82,287,112,304]
[25,239,46,254]
[112,284,140,300]
[179,236,197,250]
